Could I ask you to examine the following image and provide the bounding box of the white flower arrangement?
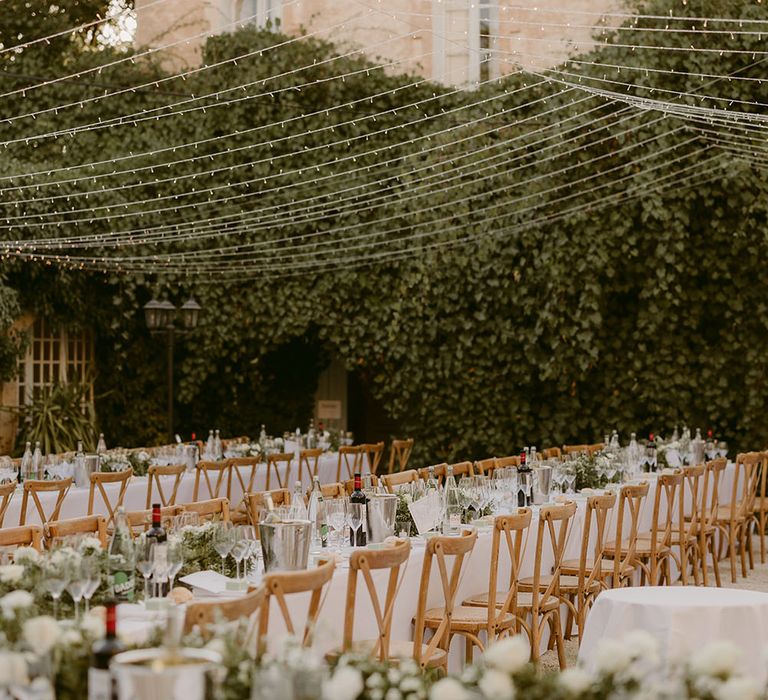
[429,677,469,700]
[689,640,742,679]
[323,666,364,700]
[0,650,29,686]
[22,616,61,655]
[558,667,593,695]
[78,536,103,554]
[0,590,34,618]
[478,669,515,700]
[12,547,39,566]
[0,564,25,585]
[483,636,529,675]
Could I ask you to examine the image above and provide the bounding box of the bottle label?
[109,571,135,601]
[88,668,113,700]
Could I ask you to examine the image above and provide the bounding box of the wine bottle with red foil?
[647,433,657,472]
[349,473,367,546]
[146,503,168,596]
[88,599,124,700]
[517,451,531,507]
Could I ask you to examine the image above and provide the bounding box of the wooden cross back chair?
[246,489,291,528]
[634,471,685,586]
[319,482,345,499]
[474,458,497,477]
[715,452,761,582]
[145,464,186,509]
[258,558,336,653]
[343,475,380,495]
[418,463,448,483]
[88,468,133,528]
[539,493,616,641]
[19,477,72,526]
[542,447,562,460]
[183,497,230,523]
[336,445,363,482]
[746,450,768,566]
[448,461,474,480]
[412,529,479,670]
[337,539,413,662]
[360,442,385,476]
[381,469,419,494]
[228,457,264,522]
[185,584,266,636]
[677,465,708,586]
[698,458,727,587]
[45,515,108,549]
[266,452,293,490]
[193,461,232,502]
[298,449,322,485]
[462,510,533,656]
[515,502,577,668]
[387,439,414,474]
[495,456,521,470]
[0,524,43,551]
[126,505,184,537]
[0,481,15,528]
[577,482,649,589]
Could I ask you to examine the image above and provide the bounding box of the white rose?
[0,651,28,686]
[716,677,759,700]
[690,641,742,678]
[385,689,403,700]
[13,547,40,566]
[60,629,83,647]
[0,564,25,584]
[624,630,658,662]
[23,616,61,655]
[400,677,422,693]
[80,613,103,639]
[79,536,103,552]
[1,590,34,617]
[205,638,227,657]
[323,666,364,700]
[429,678,469,700]
[478,669,515,700]
[138,451,150,462]
[483,636,529,674]
[593,640,633,675]
[559,667,593,695]
[366,672,385,689]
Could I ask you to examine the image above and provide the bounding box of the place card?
[408,491,442,535]
[179,570,234,595]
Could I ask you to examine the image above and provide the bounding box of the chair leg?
[552,610,567,670]
[710,536,722,587]
[742,527,751,577]
[728,531,738,583]
[465,635,473,665]
[760,512,766,564]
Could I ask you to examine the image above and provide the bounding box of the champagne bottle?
[310,477,329,548]
[19,441,32,484]
[107,508,135,602]
[32,441,42,480]
[88,599,124,700]
[291,481,308,520]
[349,473,367,546]
[443,465,462,533]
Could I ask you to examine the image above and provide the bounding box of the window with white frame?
[17,318,94,406]
[236,0,282,28]
[479,0,499,83]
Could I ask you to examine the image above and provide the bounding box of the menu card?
[408,491,442,535]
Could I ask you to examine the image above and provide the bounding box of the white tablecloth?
[578,586,768,682]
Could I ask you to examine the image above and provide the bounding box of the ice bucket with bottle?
[365,494,398,544]
[259,519,312,572]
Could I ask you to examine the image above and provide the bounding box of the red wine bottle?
[88,600,124,700]
[146,504,168,596]
[349,473,367,546]
[517,451,530,507]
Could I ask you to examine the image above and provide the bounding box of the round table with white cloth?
[579,587,768,683]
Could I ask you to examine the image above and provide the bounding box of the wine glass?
[65,557,87,622]
[231,528,251,582]
[166,538,184,591]
[346,502,364,547]
[42,559,70,620]
[326,499,347,551]
[212,522,234,576]
[81,555,101,614]
[135,537,155,601]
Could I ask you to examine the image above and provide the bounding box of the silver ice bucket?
[532,465,552,505]
[74,454,99,488]
[365,494,398,544]
[112,647,223,700]
[259,519,312,572]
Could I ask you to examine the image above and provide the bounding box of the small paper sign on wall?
[317,400,342,420]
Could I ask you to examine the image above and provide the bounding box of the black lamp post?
[143,297,201,443]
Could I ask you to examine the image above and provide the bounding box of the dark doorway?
[347,371,402,443]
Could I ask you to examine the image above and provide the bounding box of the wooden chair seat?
[603,539,670,557]
[715,504,746,522]
[461,590,560,612]
[421,605,517,633]
[330,640,447,670]
[637,530,698,545]
[560,558,636,576]
[518,574,603,595]
[754,496,768,512]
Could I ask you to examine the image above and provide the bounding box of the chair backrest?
[542,447,562,460]
[681,464,705,536]
[320,482,345,499]
[449,461,474,479]
[387,439,414,474]
[258,558,336,648]
[412,529,478,668]
[381,469,419,493]
[146,464,186,509]
[495,456,520,469]
[193,461,232,501]
[360,442,385,476]
[474,458,497,476]
[298,449,322,484]
[418,464,448,483]
[576,492,616,594]
[88,468,133,527]
[343,539,411,660]
[648,472,684,583]
[45,515,108,548]
[343,475,380,495]
[266,452,294,490]
[731,453,763,522]
[0,524,43,550]
[184,585,266,636]
[610,481,650,584]
[485,509,532,637]
[0,481,15,528]
[182,497,230,522]
[336,446,363,482]
[228,457,262,510]
[126,505,184,536]
[246,489,291,527]
[702,458,727,527]
[19,477,72,526]
[528,501,578,615]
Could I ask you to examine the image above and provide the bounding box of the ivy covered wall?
[0,0,767,461]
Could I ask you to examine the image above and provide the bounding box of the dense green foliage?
[0,1,767,460]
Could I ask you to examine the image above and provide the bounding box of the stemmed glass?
[151,543,170,599]
[166,538,184,591]
[65,558,87,622]
[346,502,364,547]
[42,559,70,620]
[231,527,251,582]
[135,536,154,600]
[326,499,347,551]
[213,522,234,576]
[81,555,101,614]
